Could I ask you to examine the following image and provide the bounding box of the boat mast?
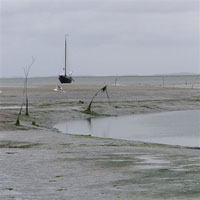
[64,35,67,76]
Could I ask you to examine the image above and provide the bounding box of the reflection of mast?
[86,118,93,135]
[86,117,112,138]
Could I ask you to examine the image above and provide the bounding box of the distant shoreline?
[1,74,199,79]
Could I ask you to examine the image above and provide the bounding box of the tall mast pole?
[65,35,67,76]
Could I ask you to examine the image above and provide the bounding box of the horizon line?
[0,73,199,79]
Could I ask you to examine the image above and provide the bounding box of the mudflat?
[0,84,200,200]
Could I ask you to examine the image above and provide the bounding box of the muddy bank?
[0,130,200,200]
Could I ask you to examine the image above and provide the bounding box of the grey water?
[0,75,199,88]
[54,110,200,147]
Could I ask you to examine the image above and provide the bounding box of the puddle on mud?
[0,106,33,110]
[0,106,21,110]
[135,155,170,169]
[54,110,200,147]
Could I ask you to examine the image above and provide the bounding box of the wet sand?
[0,84,200,199]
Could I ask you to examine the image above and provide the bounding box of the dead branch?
[84,85,110,113]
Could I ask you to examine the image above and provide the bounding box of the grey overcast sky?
[0,0,199,77]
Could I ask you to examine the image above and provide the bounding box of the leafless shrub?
[15,57,35,125]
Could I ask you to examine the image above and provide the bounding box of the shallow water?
[0,106,21,110]
[0,75,199,88]
[54,110,200,147]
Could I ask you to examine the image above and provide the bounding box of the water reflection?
[54,110,200,147]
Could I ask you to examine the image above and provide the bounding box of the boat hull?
[59,75,73,83]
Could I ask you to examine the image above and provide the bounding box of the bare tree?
[24,57,35,116]
[15,57,35,125]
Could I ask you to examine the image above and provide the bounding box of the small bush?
[32,120,39,127]
[15,118,20,126]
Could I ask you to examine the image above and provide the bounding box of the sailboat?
[59,35,73,84]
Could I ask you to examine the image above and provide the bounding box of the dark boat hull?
[59,75,73,83]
